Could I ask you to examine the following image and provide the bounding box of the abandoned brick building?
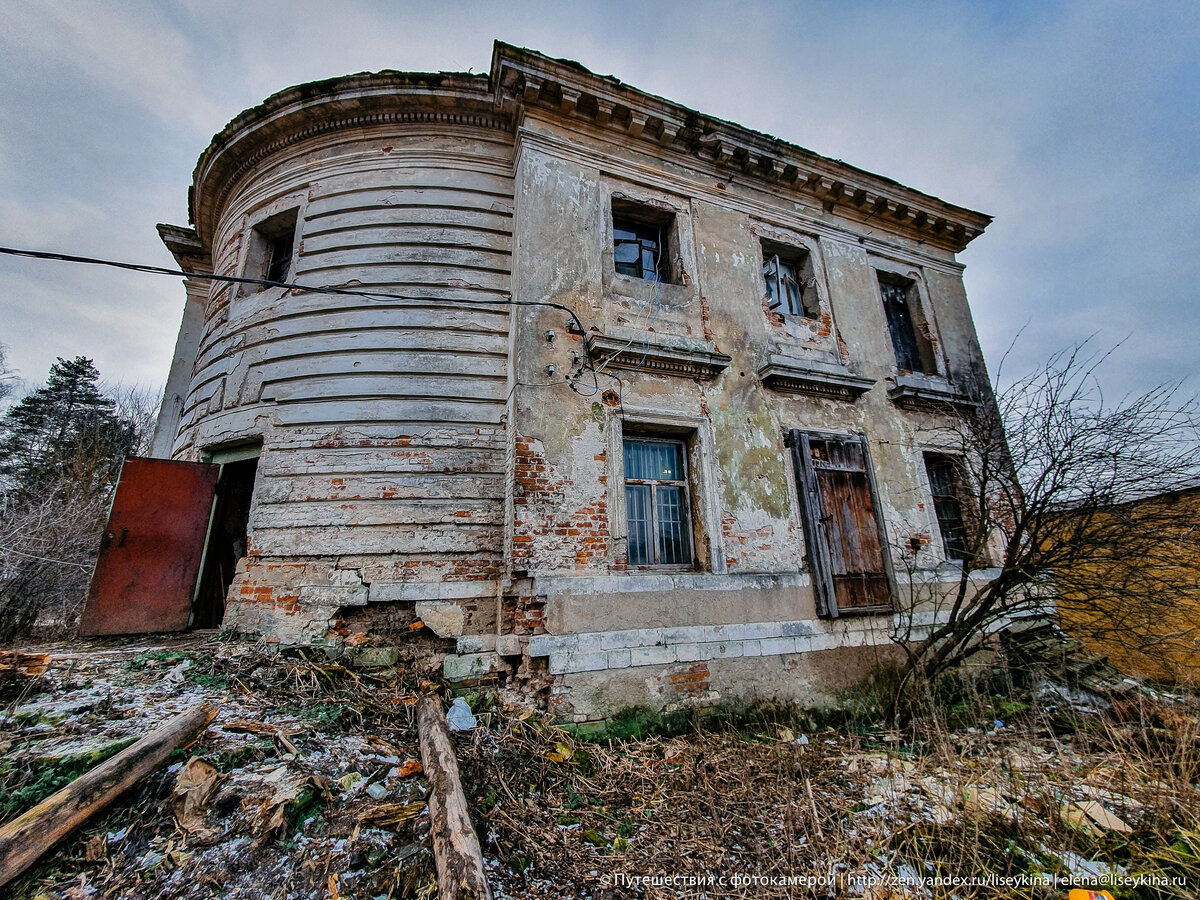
[82,43,997,719]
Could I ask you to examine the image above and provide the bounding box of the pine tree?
[0,356,135,498]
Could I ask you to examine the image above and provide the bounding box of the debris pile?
[1,641,1197,899]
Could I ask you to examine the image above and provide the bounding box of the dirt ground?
[1,638,1198,899]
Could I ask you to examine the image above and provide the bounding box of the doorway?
[193,451,260,628]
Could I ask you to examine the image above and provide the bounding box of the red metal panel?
[79,457,219,636]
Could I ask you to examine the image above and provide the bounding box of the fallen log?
[417,696,493,900]
[0,701,217,889]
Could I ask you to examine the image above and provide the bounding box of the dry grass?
[459,685,1200,899]
[3,642,1197,899]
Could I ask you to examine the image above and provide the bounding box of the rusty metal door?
[79,457,219,635]
[790,431,894,617]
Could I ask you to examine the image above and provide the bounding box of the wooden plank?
[301,224,512,254]
[305,187,515,218]
[257,351,507,383]
[299,244,512,272]
[304,206,512,234]
[263,373,507,404]
[0,703,217,888]
[416,697,493,900]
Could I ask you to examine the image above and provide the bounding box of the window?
[789,431,893,617]
[623,438,693,566]
[243,208,299,292]
[265,230,295,283]
[761,241,819,318]
[612,198,672,282]
[878,273,933,373]
[924,455,970,562]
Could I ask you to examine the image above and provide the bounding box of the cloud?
[0,0,1196,405]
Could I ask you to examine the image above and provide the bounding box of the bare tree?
[891,343,1200,696]
[0,357,161,641]
[0,344,18,405]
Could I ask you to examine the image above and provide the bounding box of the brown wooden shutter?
[790,432,893,617]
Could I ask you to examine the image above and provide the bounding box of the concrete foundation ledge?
[530,616,896,676]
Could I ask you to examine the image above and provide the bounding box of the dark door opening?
[193,456,259,629]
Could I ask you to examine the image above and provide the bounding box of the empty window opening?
[762,240,819,318]
[612,198,674,283]
[925,454,970,562]
[193,453,259,628]
[624,437,693,566]
[243,208,299,292]
[265,230,295,283]
[878,274,934,373]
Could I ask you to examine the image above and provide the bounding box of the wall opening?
[194,450,260,628]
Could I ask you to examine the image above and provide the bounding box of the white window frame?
[606,405,725,574]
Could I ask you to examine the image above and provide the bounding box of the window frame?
[877,272,932,373]
[240,206,300,296]
[623,437,695,567]
[613,219,666,282]
[610,197,676,285]
[605,408,724,574]
[760,239,819,319]
[923,453,972,563]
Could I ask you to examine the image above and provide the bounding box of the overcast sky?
[1,0,1197,407]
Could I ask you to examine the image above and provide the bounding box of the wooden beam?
[417,696,493,900]
[0,702,218,889]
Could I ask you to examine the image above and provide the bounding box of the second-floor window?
[613,219,665,281]
[243,207,300,294]
[878,274,932,373]
[612,198,674,283]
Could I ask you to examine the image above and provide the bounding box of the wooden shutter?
[790,431,893,617]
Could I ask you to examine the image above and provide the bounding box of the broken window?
[624,437,693,566]
[243,208,299,292]
[789,431,893,617]
[612,198,672,282]
[878,273,933,373]
[761,240,819,318]
[924,454,970,562]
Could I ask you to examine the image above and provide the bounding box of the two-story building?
[84,43,998,720]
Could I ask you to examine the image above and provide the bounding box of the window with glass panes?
[623,438,693,566]
[762,251,806,317]
[613,219,666,281]
[924,455,970,561]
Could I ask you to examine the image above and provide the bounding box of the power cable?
[0,244,604,398]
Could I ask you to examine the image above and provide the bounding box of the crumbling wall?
[172,122,516,648]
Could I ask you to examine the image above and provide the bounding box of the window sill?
[758,355,875,401]
[587,332,730,380]
[887,373,978,412]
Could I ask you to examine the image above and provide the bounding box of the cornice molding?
[156,223,209,273]
[586,333,731,380]
[758,357,876,401]
[191,73,511,250]
[494,43,990,254]
[513,127,969,277]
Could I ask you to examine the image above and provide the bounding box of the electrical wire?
[0,244,604,399]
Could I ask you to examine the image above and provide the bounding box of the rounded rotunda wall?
[174,74,516,644]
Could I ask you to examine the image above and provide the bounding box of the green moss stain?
[712,394,792,520]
